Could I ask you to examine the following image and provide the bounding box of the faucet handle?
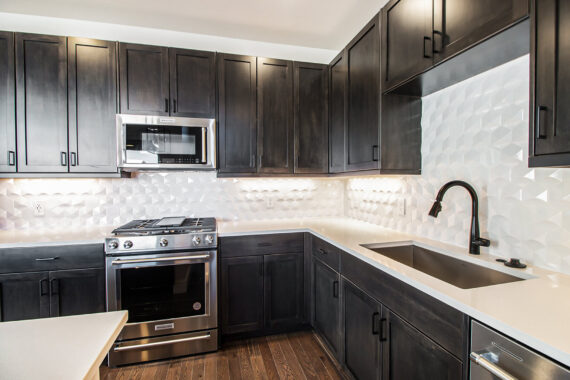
[473,238,490,247]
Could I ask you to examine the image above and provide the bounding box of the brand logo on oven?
[193,302,202,311]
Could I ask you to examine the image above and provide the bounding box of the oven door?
[106,250,217,340]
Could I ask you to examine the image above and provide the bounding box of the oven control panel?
[105,232,217,254]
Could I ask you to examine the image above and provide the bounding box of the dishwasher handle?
[470,352,518,380]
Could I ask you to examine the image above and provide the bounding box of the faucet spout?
[428,180,490,254]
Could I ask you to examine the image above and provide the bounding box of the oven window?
[119,263,206,323]
[124,124,205,164]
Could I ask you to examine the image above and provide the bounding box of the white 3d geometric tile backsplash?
[347,55,570,275]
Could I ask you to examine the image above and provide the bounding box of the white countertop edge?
[220,226,570,367]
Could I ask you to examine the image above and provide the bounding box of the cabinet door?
[343,279,382,380]
[0,272,50,321]
[264,252,303,330]
[68,38,118,173]
[383,310,462,380]
[119,43,169,115]
[217,54,257,173]
[48,268,105,317]
[532,0,570,158]
[329,51,347,173]
[382,0,433,91]
[433,0,528,63]
[257,58,294,174]
[313,259,341,358]
[221,256,264,334]
[15,33,68,173]
[0,32,15,173]
[169,48,215,118]
[346,16,381,171]
[294,62,328,174]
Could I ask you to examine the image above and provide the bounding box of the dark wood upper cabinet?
[294,62,328,174]
[169,48,215,118]
[433,0,529,63]
[382,0,433,92]
[329,51,347,173]
[0,31,15,173]
[217,54,257,173]
[263,252,304,330]
[15,33,68,173]
[257,57,294,174]
[346,15,381,171]
[68,37,118,173]
[530,0,570,166]
[119,43,169,115]
[383,310,463,380]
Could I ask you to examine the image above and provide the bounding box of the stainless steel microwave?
[116,114,216,171]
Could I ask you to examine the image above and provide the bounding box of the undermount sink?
[360,244,525,289]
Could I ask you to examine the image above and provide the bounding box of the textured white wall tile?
[0,174,344,229]
[347,55,570,275]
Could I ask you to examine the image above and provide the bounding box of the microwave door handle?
[202,128,207,163]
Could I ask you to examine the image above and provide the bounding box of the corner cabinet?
[0,31,15,173]
[217,54,257,174]
[529,0,570,167]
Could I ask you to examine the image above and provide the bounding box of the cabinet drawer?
[312,237,341,271]
[341,251,468,359]
[220,233,304,257]
[0,244,104,274]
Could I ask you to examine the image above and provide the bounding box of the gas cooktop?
[112,217,216,236]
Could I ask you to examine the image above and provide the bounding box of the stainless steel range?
[105,217,218,367]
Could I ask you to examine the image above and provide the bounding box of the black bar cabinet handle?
[173,99,177,113]
[372,312,380,335]
[70,152,77,166]
[165,98,169,113]
[60,152,67,166]
[50,279,59,295]
[423,36,432,58]
[372,145,379,162]
[333,280,339,298]
[318,248,327,255]
[380,318,387,341]
[39,279,49,296]
[8,151,15,166]
[433,30,443,53]
[536,105,547,139]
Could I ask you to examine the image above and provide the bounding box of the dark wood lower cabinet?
[384,310,463,380]
[0,271,50,321]
[220,256,264,335]
[313,258,341,358]
[49,268,105,317]
[343,279,382,380]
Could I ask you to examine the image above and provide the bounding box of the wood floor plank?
[99,331,344,380]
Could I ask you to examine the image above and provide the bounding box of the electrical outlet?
[32,202,45,217]
[398,198,406,216]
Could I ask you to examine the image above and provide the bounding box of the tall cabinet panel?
[294,62,328,174]
[68,37,117,173]
[169,48,215,118]
[217,54,257,173]
[0,31,15,173]
[119,43,169,115]
[329,51,347,173]
[15,33,68,172]
[530,0,570,166]
[257,57,293,174]
[346,15,381,171]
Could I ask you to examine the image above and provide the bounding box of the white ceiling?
[0,0,390,50]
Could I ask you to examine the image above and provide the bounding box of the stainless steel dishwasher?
[470,320,570,380]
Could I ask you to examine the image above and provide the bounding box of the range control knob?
[205,235,214,244]
[192,236,201,245]
[107,240,118,250]
[160,238,168,247]
[123,240,133,249]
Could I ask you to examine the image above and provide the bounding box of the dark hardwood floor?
[100,331,345,380]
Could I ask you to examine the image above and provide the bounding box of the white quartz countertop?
[0,311,127,380]
[1,218,569,367]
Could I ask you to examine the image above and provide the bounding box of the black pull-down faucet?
[428,180,491,255]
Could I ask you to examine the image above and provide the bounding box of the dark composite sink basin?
[360,244,525,289]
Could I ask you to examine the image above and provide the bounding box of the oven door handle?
[111,254,210,265]
[113,333,211,352]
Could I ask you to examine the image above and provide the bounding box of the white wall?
[346,55,570,275]
[0,12,338,63]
